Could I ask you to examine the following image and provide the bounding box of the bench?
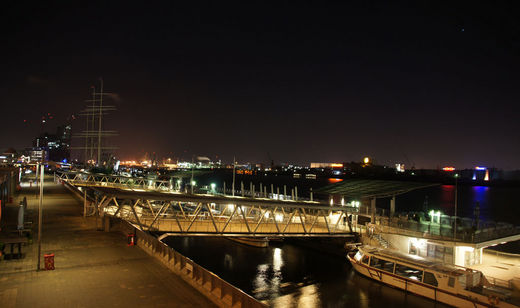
[0,237,28,259]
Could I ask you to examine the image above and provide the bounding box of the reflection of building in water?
[273,248,283,272]
[224,253,233,270]
[253,264,269,296]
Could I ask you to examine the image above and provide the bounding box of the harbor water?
[163,184,519,307]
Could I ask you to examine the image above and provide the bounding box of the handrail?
[119,218,266,308]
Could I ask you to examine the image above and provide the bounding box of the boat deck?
[471,250,520,284]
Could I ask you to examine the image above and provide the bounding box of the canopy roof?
[315,179,438,199]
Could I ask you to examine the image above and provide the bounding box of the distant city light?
[475,166,487,171]
[330,163,343,168]
[363,157,370,164]
[442,167,455,171]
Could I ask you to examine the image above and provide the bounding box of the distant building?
[0,148,17,165]
[310,162,343,169]
[32,124,72,162]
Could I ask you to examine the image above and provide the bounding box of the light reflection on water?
[253,248,283,299]
[163,237,449,307]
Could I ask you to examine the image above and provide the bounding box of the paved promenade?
[0,176,216,307]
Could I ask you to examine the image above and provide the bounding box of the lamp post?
[232,156,236,196]
[190,156,194,194]
[37,163,44,270]
[454,173,459,240]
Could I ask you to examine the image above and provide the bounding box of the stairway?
[373,234,390,249]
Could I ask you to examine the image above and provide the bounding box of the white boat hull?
[347,254,514,308]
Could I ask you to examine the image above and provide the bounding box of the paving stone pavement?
[0,176,217,308]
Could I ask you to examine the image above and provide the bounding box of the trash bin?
[127,234,135,246]
[44,253,55,270]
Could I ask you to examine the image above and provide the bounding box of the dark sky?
[1,1,519,169]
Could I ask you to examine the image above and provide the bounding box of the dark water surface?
[163,237,450,307]
[163,184,520,307]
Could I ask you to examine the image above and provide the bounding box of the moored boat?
[227,237,269,248]
[347,246,519,308]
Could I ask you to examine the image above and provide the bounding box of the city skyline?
[1,1,519,169]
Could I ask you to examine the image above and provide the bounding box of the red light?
[328,178,343,183]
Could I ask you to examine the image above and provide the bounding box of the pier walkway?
[0,177,216,307]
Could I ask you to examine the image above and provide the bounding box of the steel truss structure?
[57,172,360,237]
[97,195,357,237]
[57,172,173,191]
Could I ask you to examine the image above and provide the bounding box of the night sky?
[1,1,519,169]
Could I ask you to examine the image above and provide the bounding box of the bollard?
[44,253,55,270]
[127,233,136,246]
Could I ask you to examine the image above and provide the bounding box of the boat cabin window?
[369,257,383,269]
[382,261,395,273]
[423,272,438,287]
[369,257,394,273]
[361,255,370,264]
[395,263,423,282]
[448,277,455,287]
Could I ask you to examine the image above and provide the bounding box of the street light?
[37,163,44,270]
[190,156,194,194]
